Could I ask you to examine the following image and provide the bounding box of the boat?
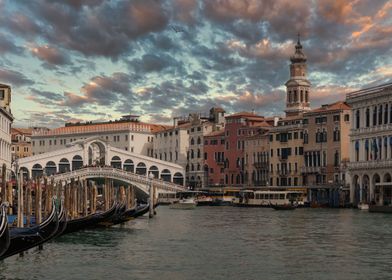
[132,204,150,218]
[62,202,118,234]
[0,203,10,256]
[358,203,369,210]
[270,203,297,210]
[1,198,59,260]
[52,199,67,239]
[233,189,306,207]
[169,198,197,210]
[369,205,392,213]
[196,194,213,206]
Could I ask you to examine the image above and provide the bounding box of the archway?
[123,159,134,172]
[362,174,370,203]
[59,158,70,173]
[110,156,122,169]
[136,162,147,175]
[19,167,30,181]
[148,166,159,179]
[173,172,184,185]
[45,161,57,176]
[88,141,106,166]
[352,175,359,205]
[161,169,172,182]
[72,155,83,170]
[32,163,43,178]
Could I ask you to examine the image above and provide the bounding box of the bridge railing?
[50,166,186,192]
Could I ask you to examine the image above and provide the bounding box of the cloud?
[128,53,183,73]
[0,33,24,55]
[29,44,71,66]
[0,69,34,87]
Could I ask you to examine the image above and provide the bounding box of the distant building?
[31,115,169,158]
[0,83,13,177]
[302,102,351,188]
[11,127,33,160]
[347,83,392,206]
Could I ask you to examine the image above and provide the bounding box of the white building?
[0,84,13,178]
[32,115,169,158]
[347,83,392,206]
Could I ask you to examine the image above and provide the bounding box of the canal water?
[0,206,391,280]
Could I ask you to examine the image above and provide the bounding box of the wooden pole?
[149,180,153,218]
[43,177,48,218]
[90,181,97,213]
[84,180,88,216]
[64,180,70,218]
[153,185,157,215]
[35,176,42,224]
[1,163,6,203]
[7,181,12,215]
[17,172,24,228]
[26,181,32,227]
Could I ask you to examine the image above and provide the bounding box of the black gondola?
[95,202,129,227]
[52,199,67,239]
[1,199,59,260]
[61,202,118,235]
[0,203,10,256]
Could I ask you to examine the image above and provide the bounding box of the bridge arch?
[59,158,70,173]
[72,155,83,170]
[161,169,171,182]
[111,156,122,169]
[45,161,57,176]
[173,172,184,185]
[123,159,134,172]
[148,165,159,178]
[136,162,147,175]
[87,140,106,166]
[20,167,30,180]
[32,163,43,178]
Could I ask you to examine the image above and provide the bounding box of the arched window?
[305,91,309,102]
[197,149,200,158]
[322,129,327,142]
[191,164,194,171]
[190,138,194,145]
[197,164,200,171]
[385,104,389,125]
[355,110,360,129]
[373,106,377,126]
[191,149,194,159]
[197,137,201,145]
[379,105,383,125]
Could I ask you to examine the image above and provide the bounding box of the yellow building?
[11,127,33,160]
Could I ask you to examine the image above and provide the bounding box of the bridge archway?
[32,163,43,178]
[136,162,147,175]
[149,165,159,179]
[59,158,70,173]
[72,155,83,170]
[111,156,122,169]
[88,141,106,166]
[161,169,171,182]
[173,172,184,185]
[123,159,134,172]
[45,161,57,176]
[20,167,30,180]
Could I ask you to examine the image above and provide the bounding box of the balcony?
[301,166,323,173]
[347,159,392,171]
[350,123,392,137]
[279,156,288,162]
[278,170,289,176]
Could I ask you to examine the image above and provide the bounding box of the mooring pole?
[148,173,154,218]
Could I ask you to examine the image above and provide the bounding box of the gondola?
[95,202,129,227]
[61,202,118,235]
[0,203,10,256]
[132,204,150,218]
[1,198,59,260]
[270,203,297,210]
[52,199,67,239]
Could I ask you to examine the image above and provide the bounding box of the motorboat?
[169,198,197,210]
[358,203,369,210]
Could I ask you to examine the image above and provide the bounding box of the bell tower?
[284,34,311,117]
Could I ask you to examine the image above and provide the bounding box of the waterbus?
[233,189,306,207]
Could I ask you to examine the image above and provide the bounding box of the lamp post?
[148,172,154,218]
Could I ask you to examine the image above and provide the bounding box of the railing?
[301,166,323,173]
[51,167,186,192]
[350,123,392,136]
[347,160,392,170]
[253,162,268,169]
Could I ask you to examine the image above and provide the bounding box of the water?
[1,207,391,280]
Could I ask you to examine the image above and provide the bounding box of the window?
[385,104,389,125]
[0,89,4,100]
[303,131,308,144]
[379,105,383,125]
[344,114,350,122]
[373,107,377,126]
[333,115,340,122]
[333,128,340,141]
[366,108,370,127]
[294,132,298,139]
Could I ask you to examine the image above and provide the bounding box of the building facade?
[347,83,392,206]
[204,130,226,186]
[0,84,13,178]
[302,102,351,188]
[11,127,32,161]
[32,115,168,157]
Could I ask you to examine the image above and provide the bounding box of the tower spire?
[297,32,300,45]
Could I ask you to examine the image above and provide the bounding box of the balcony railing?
[350,123,392,136]
[253,162,268,169]
[347,159,392,170]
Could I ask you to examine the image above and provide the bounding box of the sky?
[0,0,391,128]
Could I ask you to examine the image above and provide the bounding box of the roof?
[250,121,272,128]
[0,83,10,88]
[226,111,263,118]
[11,127,32,135]
[33,121,170,136]
[307,101,351,114]
[205,130,225,137]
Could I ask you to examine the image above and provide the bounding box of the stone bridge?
[16,136,185,189]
